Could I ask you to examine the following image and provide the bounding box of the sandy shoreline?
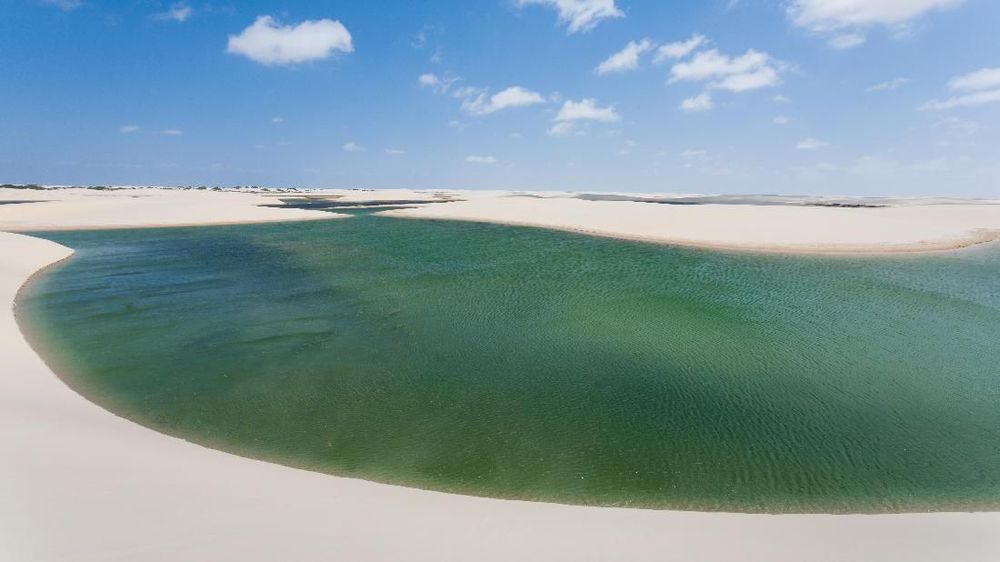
[0,187,340,231]
[3,188,1000,560]
[379,195,1000,254]
[7,187,1000,254]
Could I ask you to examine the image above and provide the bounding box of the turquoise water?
[18,215,1000,513]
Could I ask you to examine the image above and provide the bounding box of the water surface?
[19,216,1000,512]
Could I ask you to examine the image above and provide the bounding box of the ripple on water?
[17,217,1000,513]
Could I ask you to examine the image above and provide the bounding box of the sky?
[2,0,999,196]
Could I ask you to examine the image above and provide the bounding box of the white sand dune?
[3,188,1000,561]
[381,195,1000,253]
[0,188,338,231]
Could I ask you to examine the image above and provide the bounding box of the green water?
[18,215,1000,513]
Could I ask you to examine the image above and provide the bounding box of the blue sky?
[2,0,999,195]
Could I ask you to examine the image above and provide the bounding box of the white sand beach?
[3,188,1000,561]
[381,194,1000,253]
[0,187,338,230]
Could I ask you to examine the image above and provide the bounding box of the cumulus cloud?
[465,155,497,164]
[667,48,782,111]
[669,49,781,92]
[418,73,442,87]
[653,34,706,63]
[795,137,829,150]
[419,73,540,118]
[227,16,353,66]
[418,73,465,97]
[595,38,655,75]
[680,93,713,112]
[553,98,620,122]
[162,129,183,136]
[772,115,790,125]
[922,68,1000,110]
[922,89,1000,110]
[343,141,365,152]
[787,0,963,49]
[517,0,624,33]
[271,116,285,123]
[462,86,546,115]
[154,2,192,22]
[120,125,141,133]
[867,77,911,91]
[546,121,577,137]
[547,98,619,136]
[948,67,1000,92]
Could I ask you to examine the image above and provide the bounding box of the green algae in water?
[18,216,1000,513]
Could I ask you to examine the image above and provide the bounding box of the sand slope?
[0,188,338,230]
[381,195,1000,253]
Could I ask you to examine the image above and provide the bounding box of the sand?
[3,188,1000,560]
[0,187,339,230]
[381,195,1000,253]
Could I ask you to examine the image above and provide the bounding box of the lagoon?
[18,215,1000,513]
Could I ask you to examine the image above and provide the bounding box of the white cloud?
[517,0,624,33]
[773,115,790,125]
[787,0,962,47]
[155,2,192,23]
[788,0,962,29]
[795,137,829,150]
[418,73,462,95]
[712,65,780,92]
[343,141,365,152]
[227,15,353,66]
[546,121,577,136]
[450,85,483,99]
[653,34,706,63]
[162,129,183,136]
[385,148,406,155]
[418,73,441,87]
[271,116,285,123]
[40,0,81,10]
[462,86,546,115]
[120,125,140,133]
[669,49,781,92]
[680,93,713,112]
[828,32,866,49]
[922,68,1000,110]
[465,155,497,164]
[867,77,911,91]
[666,47,781,109]
[772,94,792,104]
[921,89,1000,110]
[595,38,655,75]
[948,67,1000,92]
[667,48,783,105]
[553,98,620,122]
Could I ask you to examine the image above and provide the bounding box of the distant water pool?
[18,216,1000,513]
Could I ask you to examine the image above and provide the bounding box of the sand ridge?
[380,194,1000,254]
